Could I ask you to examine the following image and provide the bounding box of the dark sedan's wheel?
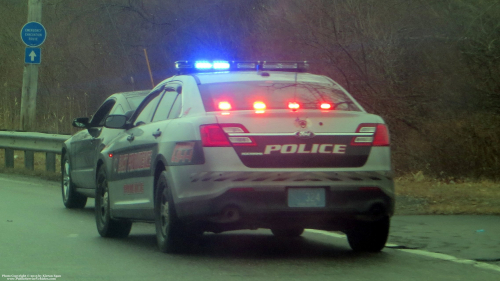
[347,217,390,252]
[155,171,187,253]
[95,166,132,238]
[271,228,305,237]
[61,154,87,209]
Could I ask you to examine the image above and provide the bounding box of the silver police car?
[96,61,394,253]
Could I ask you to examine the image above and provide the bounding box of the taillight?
[351,123,390,146]
[200,125,231,147]
[200,124,256,147]
[373,124,390,146]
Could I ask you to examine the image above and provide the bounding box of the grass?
[395,174,500,215]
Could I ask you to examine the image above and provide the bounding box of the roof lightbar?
[175,60,309,74]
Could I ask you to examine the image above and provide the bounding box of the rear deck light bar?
[175,61,309,74]
[320,103,332,109]
[218,101,232,110]
[253,101,266,110]
[351,123,390,146]
[288,102,300,110]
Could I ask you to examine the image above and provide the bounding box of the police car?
[96,61,394,253]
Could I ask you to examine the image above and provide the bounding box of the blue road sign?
[21,22,46,47]
[25,48,41,64]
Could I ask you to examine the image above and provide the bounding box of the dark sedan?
[61,90,149,208]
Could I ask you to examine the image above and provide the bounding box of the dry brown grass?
[396,173,500,215]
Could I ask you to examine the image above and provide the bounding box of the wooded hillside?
[1,0,499,179]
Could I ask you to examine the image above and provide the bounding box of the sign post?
[20,0,45,131]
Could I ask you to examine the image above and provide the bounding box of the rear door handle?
[127,134,135,141]
[152,130,162,138]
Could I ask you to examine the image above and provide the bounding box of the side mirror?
[72,117,89,128]
[105,115,128,129]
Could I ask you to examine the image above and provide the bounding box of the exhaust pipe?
[208,206,240,223]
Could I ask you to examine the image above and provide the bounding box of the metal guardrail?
[0,131,70,172]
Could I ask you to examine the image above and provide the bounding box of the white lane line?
[398,249,500,273]
[0,178,48,187]
[305,229,500,273]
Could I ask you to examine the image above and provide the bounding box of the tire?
[95,165,132,238]
[347,217,390,252]
[155,171,187,253]
[61,154,87,209]
[271,228,304,237]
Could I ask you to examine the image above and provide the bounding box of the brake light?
[200,125,231,147]
[218,101,232,110]
[320,103,332,109]
[200,124,256,147]
[373,124,390,146]
[351,123,390,146]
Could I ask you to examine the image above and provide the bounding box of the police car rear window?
[198,81,360,112]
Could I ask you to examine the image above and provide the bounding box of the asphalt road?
[1,174,499,281]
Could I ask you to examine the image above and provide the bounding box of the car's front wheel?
[61,154,87,209]
[155,171,188,253]
[95,165,132,238]
[346,217,390,252]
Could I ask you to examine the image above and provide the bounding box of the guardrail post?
[46,152,55,172]
[25,150,34,170]
[5,149,14,168]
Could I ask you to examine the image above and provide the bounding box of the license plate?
[287,188,326,207]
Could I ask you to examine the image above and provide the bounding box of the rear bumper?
[175,181,394,232]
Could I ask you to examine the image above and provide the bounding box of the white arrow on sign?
[29,50,37,61]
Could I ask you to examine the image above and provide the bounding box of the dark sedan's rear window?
[198,81,360,112]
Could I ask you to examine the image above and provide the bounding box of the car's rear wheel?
[155,171,188,253]
[61,154,87,209]
[346,217,390,252]
[271,228,304,237]
[95,165,132,238]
